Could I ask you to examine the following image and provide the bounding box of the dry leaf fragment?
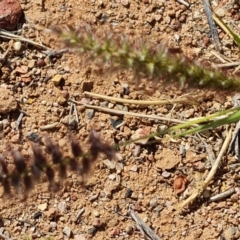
[173,175,188,195]
[131,127,151,145]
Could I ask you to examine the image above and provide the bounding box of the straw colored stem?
[84,91,199,106]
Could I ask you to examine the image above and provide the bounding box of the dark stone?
[0,0,23,30]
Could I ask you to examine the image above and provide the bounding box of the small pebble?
[63,226,72,237]
[122,83,130,95]
[125,188,133,198]
[74,235,87,240]
[108,173,116,180]
[103,159,116,169]
[133,202,142,212]
[13,41,21,51]
[110,227,120,237]
[88,226,97,235]
[149,198,158,208]
[26,132,40,142]
[193,11,201,20]
[92,217,102,228]
[32,211,42,219]
[216,8,225,17]
[138,193,144,199]
[50,221,57,230]
[132,145,141,157]
[28,59,36,69]
[165,200,172,208]
[38,203,48,211]
[182,231,187,236]
[93,211,100,217]
[11,134,19,143]
[86,109,95,119]
[52,102,59,107]
[68,118,78,130]
[100,101,108,107]
[121,0,129,7]
[52,74,64,86]
[203,189,211,198]
[162,171,171,178]
[125,225,133,234]
[36,58,46,67]
[108,103,114,108]
[57,96,67,105]
[184,109,194,118]
[58,201,67,213]
[110,118,123,129]
[130,165,138,172]
[116,104,124,110]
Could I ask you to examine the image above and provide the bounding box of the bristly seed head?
[11,150,26,174]
[0,154,9,176]
[11,171,21,190]
[70,137,83,158]
[43,136,62,164]
[0,134,114,197]
[32,144,47,171]
[89,131,115,160]
[51,146,62,164]
[23,174,33,192]
[69,158,78,171]
[81,156,91,175]
[59,164,67,179]
[46,166,55,182]
[2,179,11,196]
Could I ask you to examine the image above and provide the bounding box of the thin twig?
[176,0,190,7]
[177,128,232,211]
[128,207,161,240]
[69,97,79,124]
[209,188,235,202]
[197,133,215,167]
[228,94,240,160]
[15,111,26,131]
[203,0,221,51]
[218,62,240,68]
[84,91,201,106]
[233,64,240,74]
[0,41,13,67]
[69,99,186,124]
[211,50,227,63]
[42,48,68,58]
[40,122,59,130]
[75,208,85,223]
[0,29,50,50]
[73,97,79,123]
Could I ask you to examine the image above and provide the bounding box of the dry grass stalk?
[84,91,201,106]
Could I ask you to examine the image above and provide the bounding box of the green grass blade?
[213,13,240,48]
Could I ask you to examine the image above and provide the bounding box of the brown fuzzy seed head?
[0,155,8,176]
[32,145,47,171]
[71,138,83,157]
[46,167,55,182]
[12,150,26,174]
